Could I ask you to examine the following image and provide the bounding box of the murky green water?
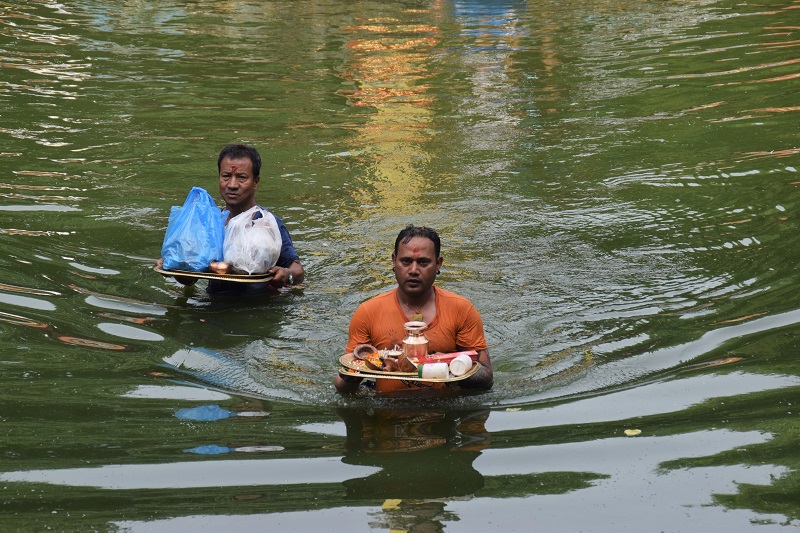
[1,0,798,530]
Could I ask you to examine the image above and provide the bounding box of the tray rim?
[338,362,480,383]
[154,265,274,283]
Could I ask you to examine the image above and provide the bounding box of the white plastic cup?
[418,362,449,379]
[449,353,473,377]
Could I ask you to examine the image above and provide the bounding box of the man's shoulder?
[434,286,473,305]
[353,288,393,312]
[351,289,396,323]
[255,206,282,224]
[361,288,397,306]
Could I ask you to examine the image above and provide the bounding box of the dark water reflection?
[1,0,799,530]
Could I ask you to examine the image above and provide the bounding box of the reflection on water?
[0,291,56,311]
[0,457,378,490]
[0,0,799,529]
[338,408,490,496]
[488,370,800,430]
[469,430,790,532]
[162,347,306,401]
[336,10,442,281]
[122,384,231,401]
[55,335,126,350]
[0,310,48,329]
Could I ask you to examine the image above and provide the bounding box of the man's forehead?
[221,157,252,170]
[397,238,436,256]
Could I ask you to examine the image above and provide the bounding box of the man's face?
[392,236,443,298]
[218,156,258,214]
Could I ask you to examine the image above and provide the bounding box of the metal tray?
[154,265,273,283]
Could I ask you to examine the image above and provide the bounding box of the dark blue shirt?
[272,212,300,268]
[207,209,299,295]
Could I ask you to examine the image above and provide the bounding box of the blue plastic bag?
[161,187,229,271]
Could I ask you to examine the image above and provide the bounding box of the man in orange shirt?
[334,225,493,394]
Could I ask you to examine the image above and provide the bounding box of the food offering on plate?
[408,350,478,366]
[352,344,418,373]
[414,350,478,378]
[385,348,417,373]
[209,261,231,274]
[339,348,481,382]
[353,344,385,371]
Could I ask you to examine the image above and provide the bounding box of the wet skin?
[218,156,258,218]
[392,236,443,308]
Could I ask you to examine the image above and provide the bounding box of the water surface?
[1,0,799,530]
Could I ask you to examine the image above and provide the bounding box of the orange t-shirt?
[346,286,488,394]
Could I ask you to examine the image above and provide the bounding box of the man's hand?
[334,372,363,393]
[155,258,197,286]
[459,349,493,390]
[267,266,291,288]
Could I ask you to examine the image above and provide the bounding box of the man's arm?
[271,216,304,286]
[334,302,373,393]
[334,372,363,393]
[268,260,304,287]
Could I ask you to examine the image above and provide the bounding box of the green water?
[1,0,799,530]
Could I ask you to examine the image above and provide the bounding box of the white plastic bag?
[223,206,282,274]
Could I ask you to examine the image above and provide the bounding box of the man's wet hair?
[217,144,262,177]
[395,225,441,258]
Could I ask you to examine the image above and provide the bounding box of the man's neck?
[398,286,436,308]
[227,203,256,218]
